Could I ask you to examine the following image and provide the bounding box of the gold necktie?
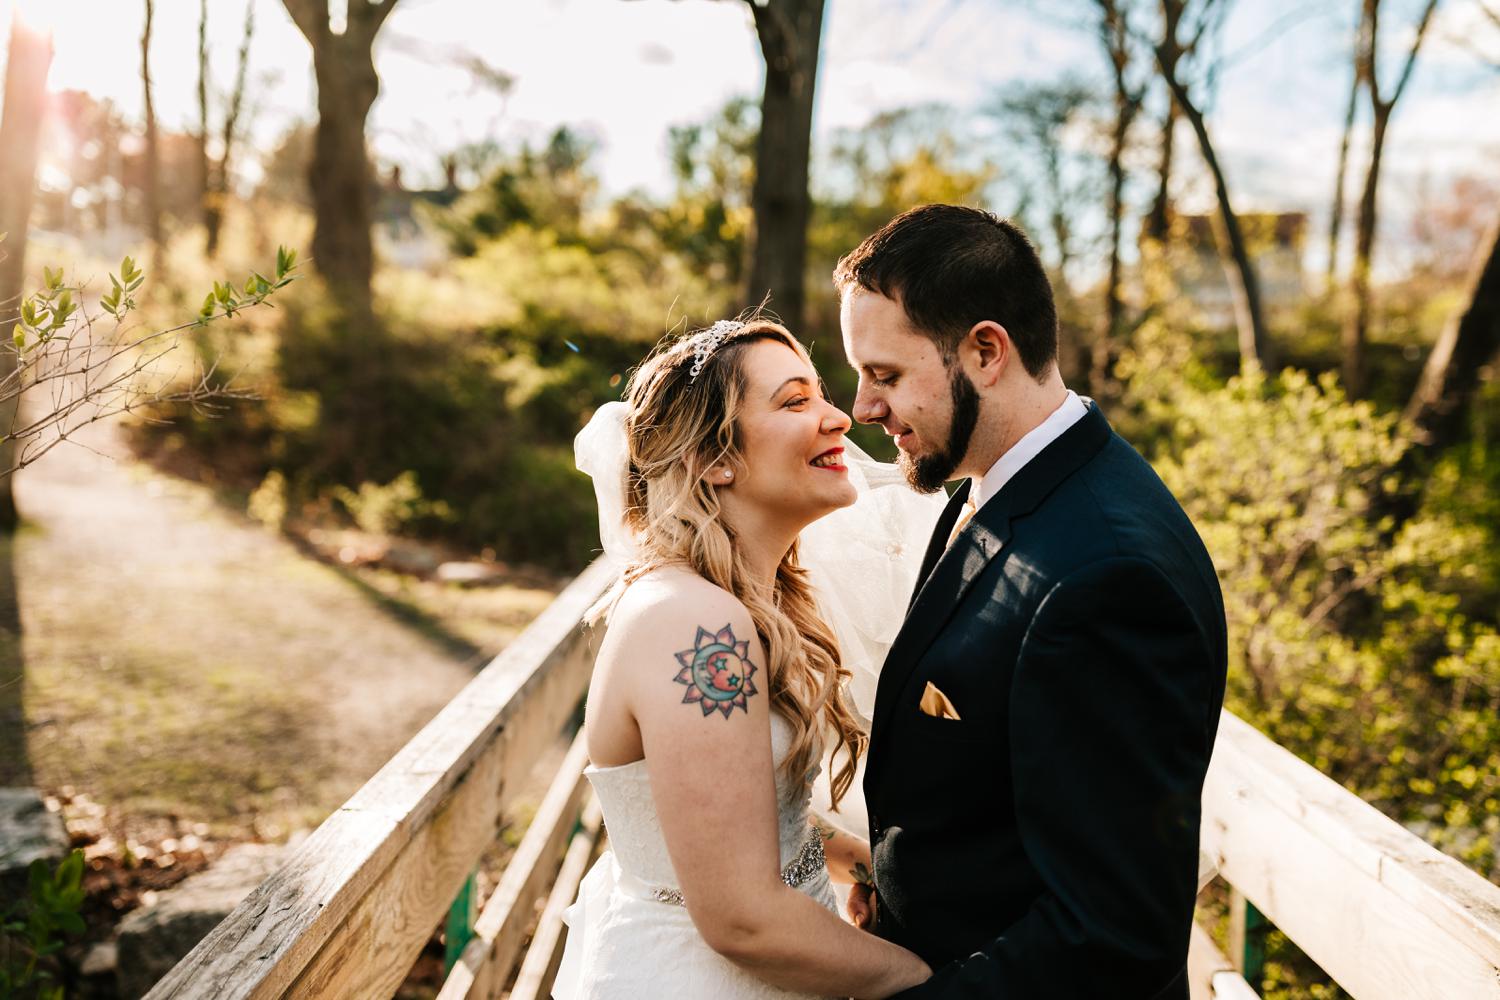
[946,495,978,549]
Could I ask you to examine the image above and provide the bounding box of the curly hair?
[586,317,866,808]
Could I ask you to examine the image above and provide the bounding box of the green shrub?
[1120,324,1500,878]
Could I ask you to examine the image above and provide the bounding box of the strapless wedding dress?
[552,713,836,999]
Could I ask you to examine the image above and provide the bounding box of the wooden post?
[444,870,477,973]
[1228,887,1268,993]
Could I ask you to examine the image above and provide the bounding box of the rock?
[435,560,504,586]
[383,539,442,576]
[115,842,288,999]
[0,787,71,902]
[81,940,118,977]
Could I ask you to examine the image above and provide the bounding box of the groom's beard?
[900,364,980,494]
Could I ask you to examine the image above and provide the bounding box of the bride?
[554,317,936,999]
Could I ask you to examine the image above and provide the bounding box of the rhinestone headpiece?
[688,320,745,381]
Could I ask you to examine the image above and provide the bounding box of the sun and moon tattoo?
[674,623,758,718]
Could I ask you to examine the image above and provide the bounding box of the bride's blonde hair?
[587,318,866,808]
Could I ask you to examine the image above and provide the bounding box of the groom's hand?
[846,882,877,930]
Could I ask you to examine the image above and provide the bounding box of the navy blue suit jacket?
[868,402,1228,1000]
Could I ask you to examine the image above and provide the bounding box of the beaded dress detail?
[553,713,835,999]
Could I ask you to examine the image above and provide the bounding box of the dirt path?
[0,419,558,843]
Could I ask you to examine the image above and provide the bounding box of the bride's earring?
[722,469,734,481]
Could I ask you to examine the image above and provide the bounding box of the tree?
[1142,97,1176,244]
[197,0,210,231]
[990,78,1095,290]
[1326,2,1361,294]
[141,0,163,258]
[0,11,53,530]
[1088,0,1148,390]
[1402,208,1500,458]
[1152,0,1274,371]
[743,0,825,331]
[1342,0,1441,397]
[281,0,399,314]
[203,1,257,257]
[640,0,824,329]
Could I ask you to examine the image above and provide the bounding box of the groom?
[835,205,1227,999]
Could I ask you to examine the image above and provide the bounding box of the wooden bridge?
[145,559,1500,999]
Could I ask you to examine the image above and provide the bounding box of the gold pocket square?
[918,681,962,721]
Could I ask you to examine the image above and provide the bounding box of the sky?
[7,0,1500,269]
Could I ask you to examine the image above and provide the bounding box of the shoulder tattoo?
[673,623,759,719]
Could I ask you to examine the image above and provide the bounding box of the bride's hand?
[846,882,876,930]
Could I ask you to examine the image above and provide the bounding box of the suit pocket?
[906,705,989,745]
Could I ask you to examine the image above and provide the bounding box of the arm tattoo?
[851,861,875,888]
[673,623,759,719]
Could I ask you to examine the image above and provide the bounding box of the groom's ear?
[966,320,1011,387]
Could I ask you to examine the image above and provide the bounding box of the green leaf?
[13,326,25,350]
[55,911,85,936]
[55,850,83,892]
[27,858,49,899]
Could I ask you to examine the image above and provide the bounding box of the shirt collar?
[970,390,1089,511]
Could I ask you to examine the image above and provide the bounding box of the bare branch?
[1388,0,1441,108]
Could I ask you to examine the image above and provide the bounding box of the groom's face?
[840,289,979,494]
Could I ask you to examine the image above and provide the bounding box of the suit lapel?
[907,481,972,614]
[868,403,1114,773]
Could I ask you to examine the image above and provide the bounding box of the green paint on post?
[1229,888,1270,994]
[1240,899,1268,993]
[445,869,477,973]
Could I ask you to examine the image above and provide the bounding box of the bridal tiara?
[688,319,745,381]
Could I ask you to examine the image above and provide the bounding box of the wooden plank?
[145,558,615,1000]
[509,797,605,1000]
[1188,923,1258,1000]
[1201,712,1500,999]
[1212,712,1500,969]
[436,731,592,1000]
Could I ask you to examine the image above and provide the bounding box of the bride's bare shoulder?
[609,566,747,633]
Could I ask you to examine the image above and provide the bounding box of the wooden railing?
[147,557,1500,1000]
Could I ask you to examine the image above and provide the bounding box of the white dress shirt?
[969,390,1089,512]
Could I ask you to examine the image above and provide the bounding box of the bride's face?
[720,340,857,524]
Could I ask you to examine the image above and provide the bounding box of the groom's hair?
[832,205,1058,379]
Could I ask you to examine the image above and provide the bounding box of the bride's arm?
[815,820,874,887]
[616,583,929,999]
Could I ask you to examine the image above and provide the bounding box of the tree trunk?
[141,0,163,257]
[283,0,396,315]
[1143,91,1176,243]
[197,0,212,243]
[1368,211,1500,541]
[0,14,53,528]
[1160,68,1273,371]
[1343,107,1388,397]
[1326,48,1359,292]
[1403,210,1500,454]
[1094,0,1140,391]
[744,0,824,332]
[206,1,255,258]
[1342,0,1439,397]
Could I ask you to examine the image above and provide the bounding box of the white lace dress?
[552,713,837,999]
